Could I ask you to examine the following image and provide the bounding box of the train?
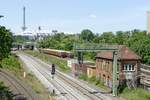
[40,48,74,58]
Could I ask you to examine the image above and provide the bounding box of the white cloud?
[89,14,97,19]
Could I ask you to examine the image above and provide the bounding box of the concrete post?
[112,51,118,96]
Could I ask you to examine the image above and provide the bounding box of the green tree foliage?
[0,82,13,100]
[13,35,30,43]
[99,32,115,43]
[127,31,150,64]
[38,33,80,51]
[0,26,13,61]
[80,29,94,42]
[115,31,130,45]
[37,29,150,64]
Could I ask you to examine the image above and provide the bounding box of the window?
[123,64,135,71]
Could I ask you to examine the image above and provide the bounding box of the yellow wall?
[87,67,96,78]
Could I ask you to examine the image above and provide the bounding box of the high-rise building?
[147,11,150,34]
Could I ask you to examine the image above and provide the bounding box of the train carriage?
[40,48,74,58]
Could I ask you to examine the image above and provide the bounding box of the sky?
[0,0,150,34]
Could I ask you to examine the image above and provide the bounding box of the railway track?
[22,54,89,100]
[28,55,113,99]
[35,67,84,100]
[29,57,103,100]
[0,69,39,100]
[56,73,103,100]
[20,53,115,100]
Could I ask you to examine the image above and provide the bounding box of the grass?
[24,50,70,72]
[78,74,111,92]
[120,88,150,100]
[23,72,52,100]
[1,53,52,100]
[1,54,22,74]
[79,74,150,100]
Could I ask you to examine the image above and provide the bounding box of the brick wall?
[96,58,140,88]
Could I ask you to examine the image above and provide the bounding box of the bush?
[1,54,21,72]
[0,82,13,100]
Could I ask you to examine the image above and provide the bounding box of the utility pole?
[22,6,27,31]
[112,51,118,96]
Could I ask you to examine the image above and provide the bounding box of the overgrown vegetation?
[0,26,13,61]
[38,29,150,64]
[1,54,22,74]
[1,54,51,100]
[78,74,110,92]
[24,50,70,72]
[13,35,33,44]
[120,88,150,100]
[79,74,150,100]
[0,82,12,100]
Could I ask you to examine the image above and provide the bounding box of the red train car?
[40,48,74,58]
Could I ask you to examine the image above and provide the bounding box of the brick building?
[96,45,141,88]
[87,65,96,78]
[71,60,95,77]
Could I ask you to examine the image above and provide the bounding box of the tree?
[80,29,94,42]
[127,30,150,64]
[92,33,101,43]
[13,35,30,43]
[0,26,13,61]
[99,32,115,44]
[115,31,129,45]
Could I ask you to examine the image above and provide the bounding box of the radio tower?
[22,6,27,31]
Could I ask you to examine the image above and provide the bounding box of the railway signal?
[51,64,55,79]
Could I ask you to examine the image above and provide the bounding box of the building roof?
[96,45,141,60]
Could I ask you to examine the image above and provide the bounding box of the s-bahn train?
[40,48,74,58]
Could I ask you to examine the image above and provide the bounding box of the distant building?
[71,60,95,77]
[96,45,141,88]
[147,11,150,34]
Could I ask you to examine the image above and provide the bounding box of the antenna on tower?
[22,6,27,31]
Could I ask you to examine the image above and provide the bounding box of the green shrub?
[0,82,13,100]
[1,54,21,72]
